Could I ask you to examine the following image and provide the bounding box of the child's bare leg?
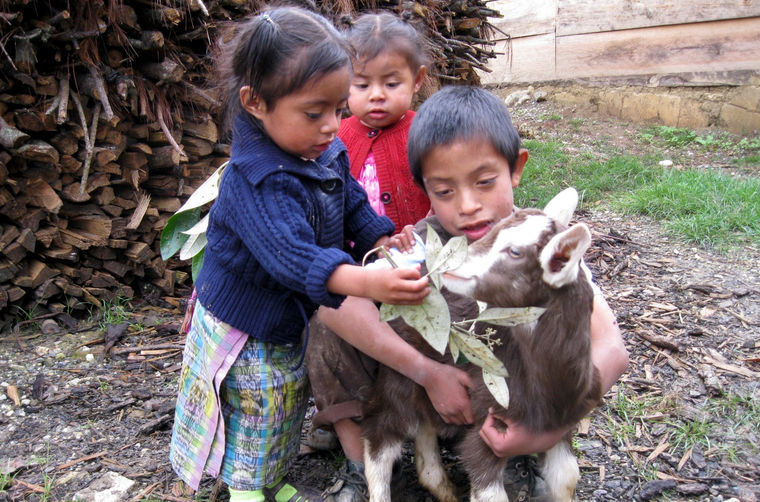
[335,418,364,464]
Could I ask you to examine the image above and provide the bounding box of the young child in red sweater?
[338,12,430,231]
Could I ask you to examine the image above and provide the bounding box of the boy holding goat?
[306,85,629,501]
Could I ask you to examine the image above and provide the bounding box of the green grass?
[703,392,760,459]
[538,113,563,122]
[0,471,16,493]
[616,168,760,250]
[667,418,713,452]
[519,139,760,251]
[640,125,760,153]
[734,153,760,167]
[603,385,662,446]
[92,296,133,330]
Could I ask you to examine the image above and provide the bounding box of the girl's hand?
[386,225,416,253]
[479,408,566,457]
[366,265,429,304]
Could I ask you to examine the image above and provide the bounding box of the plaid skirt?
[170,300,309,491]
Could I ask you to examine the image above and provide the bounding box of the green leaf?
[384,288,451,355]
[379,302,400,322]
[179,231,207,260]
[483,369,510,409]
[450,328,508,376]
[449,333,460,363]
[182,214,209,235]
[427,235,468,286]
[176,162,226,213]
[160,207,201,260]
[191,248,204,282]
[476,307,546,327]
[425,223,443,289]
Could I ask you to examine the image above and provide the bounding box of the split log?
[0,116,30,149]
[0,0,501,318]
[25,178,63,214]
[15,140,60,163]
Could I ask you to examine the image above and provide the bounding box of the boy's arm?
[479,294,629,457]
[318,297,474,425]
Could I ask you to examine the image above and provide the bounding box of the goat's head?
[442,188,592,307]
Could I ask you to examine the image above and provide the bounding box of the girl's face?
[241,67,351,160]
[348,49,425,130]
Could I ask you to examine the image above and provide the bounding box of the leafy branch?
[159,161,227,280]
[379,223,544,409]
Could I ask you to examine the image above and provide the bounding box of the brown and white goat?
[361,188,602,502]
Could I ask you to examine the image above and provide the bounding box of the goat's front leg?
[414,421,457,502]
[459,429,508,502]
[539,439,579,502]
[364,436,402,502]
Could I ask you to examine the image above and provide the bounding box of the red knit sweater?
[338,112,430,231]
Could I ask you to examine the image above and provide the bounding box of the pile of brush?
[0,0,501,323]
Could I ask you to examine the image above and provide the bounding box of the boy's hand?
[366,265,429,305]
[386,225,417,253]
[420,362,474,425]
[479,408,565,457]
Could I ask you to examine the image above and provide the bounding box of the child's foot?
[262,479,325,502]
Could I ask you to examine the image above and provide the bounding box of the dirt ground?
[1,99,759,502]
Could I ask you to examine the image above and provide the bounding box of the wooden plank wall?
[481,0,760,85]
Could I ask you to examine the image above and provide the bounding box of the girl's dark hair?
[345,12,428,77]
[408,86,521,187]
[214,6,352,134]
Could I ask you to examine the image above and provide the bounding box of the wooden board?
[558,0,760,36]
[556,17,760,78]
[488,0,557,38]
[479,33,556,85]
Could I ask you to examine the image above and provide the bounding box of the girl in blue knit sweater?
[169,8,429,502]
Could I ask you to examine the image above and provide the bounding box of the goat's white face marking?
[443,214,551,296]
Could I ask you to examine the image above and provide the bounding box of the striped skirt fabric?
[220,333,310,490]
[170,300,309,491]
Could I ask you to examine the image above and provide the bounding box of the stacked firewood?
[0,0,500,321]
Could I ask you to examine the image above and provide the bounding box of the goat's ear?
[539,223,592,288]
[543,187,578,227]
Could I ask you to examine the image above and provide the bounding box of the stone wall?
[489,77,760,136]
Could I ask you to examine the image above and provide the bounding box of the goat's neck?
[527,279,594,383]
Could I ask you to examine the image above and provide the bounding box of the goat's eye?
[506,246,521,258]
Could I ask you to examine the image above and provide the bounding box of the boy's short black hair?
[408,85,521,187]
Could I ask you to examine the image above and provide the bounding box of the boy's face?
[422,138,527,243]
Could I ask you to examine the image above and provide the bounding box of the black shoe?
[323,460,369,502]
[504,455,549,502]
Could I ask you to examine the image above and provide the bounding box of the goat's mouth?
[441,270,475,295]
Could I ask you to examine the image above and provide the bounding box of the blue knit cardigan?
[195,113,395,344]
